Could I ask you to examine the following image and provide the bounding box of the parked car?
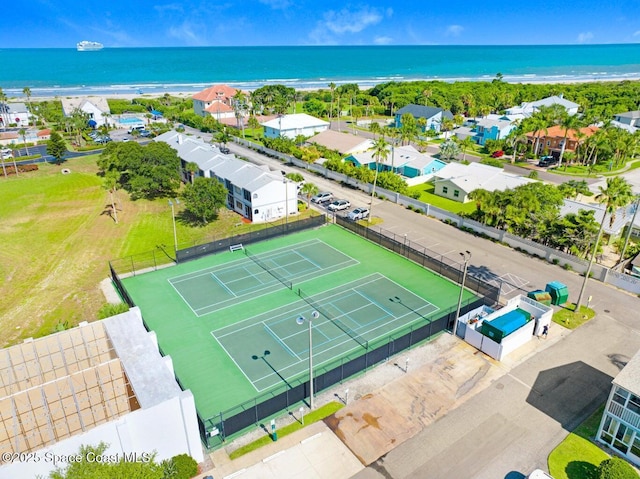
[95,136,112,144]
[327,199,351,211]
[311,191,333,204]
[139,129,151,137]
[1,148,12,159]
[347,207,369,221]
[491,150,504,158]
[527,469,554,479]
[537,155,558,167]
[220,146,230,154]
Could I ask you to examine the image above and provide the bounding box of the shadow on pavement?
[526,361,612,431]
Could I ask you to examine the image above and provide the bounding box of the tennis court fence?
[200,293,486,448]
[335,215,502,303]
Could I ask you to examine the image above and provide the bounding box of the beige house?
[307,129,373,155]
[61,97,111,127]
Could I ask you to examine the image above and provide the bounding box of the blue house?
[473,118,516,146]
[344,145,446,178]
[394,104,453,133]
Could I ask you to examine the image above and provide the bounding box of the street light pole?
[453,250,471,337]
[169,199,179,252]
[283,177,289,226]
[296,311,319,409]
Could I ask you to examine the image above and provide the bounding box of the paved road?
[223,139,640,479]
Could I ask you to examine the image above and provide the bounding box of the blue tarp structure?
[87,119,97,127]
[150,109,163,117]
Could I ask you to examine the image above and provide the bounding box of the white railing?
[608,401,640,429]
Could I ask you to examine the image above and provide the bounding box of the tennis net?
[244,248,293,290]
[297,287,368,350]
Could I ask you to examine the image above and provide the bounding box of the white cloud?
[374,35,393,45]
[258,0,292,9]
[446,24,464,36]
[154,3,184,15]
[577,31,594,43]
[168,21,206,46]
[323,6,384,34]
[634,30,640,36]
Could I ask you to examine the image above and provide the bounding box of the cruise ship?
[77,40,103,51]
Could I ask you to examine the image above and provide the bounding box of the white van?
[127,125,145,134]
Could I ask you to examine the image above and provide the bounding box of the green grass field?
[121,224,476,422]
[407,182,477,215]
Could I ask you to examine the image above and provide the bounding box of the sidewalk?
[196,326,568,479]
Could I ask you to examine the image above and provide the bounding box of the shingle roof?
[307,129,373,154]
[613,348,640,394]
[261,113,329,130]
[395,104,445,120]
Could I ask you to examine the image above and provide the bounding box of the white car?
[327,199,351,211]
[527,470,554,479]
[1,148,12,159]
[347,207,369,221]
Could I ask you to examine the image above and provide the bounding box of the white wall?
[0,391,203,479]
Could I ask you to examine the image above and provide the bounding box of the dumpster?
[481,308,531,343]
[527,290,552,306]
[545,281,569,305]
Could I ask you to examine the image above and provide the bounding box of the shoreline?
[9,74,640,102]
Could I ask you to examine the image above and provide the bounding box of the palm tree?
[300,182,318,207]
[103,171,121,224]
[369,121,381,138]
[185,162,199,184]
[558,114,581,167]
[575,177,634,310]
[23,87,33,126]
[0,88,8,129]
[328,82,336,128]
[460,137,474,162]
[232,90,248,136]
[19,128,29,156]
[368,137,389,222]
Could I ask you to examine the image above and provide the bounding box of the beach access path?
[188,137,640,479]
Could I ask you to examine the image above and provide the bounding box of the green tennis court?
[120,224,477,423]
[168,239,358,315]
[213,273,438,391]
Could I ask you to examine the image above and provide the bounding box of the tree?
[368,137,389,222]
[328,82,336,127]
[167,453,199,479]
[181,176,228,224]
[596,456,639,479]
[47,131,67,164]
[216,129,232,148]
[285,172,304,183]
[233,90,248,136]
[23,86,33,126]
[50,442,162,479]
[248,115,260,132]
[300,182,319,206]
[459,137,474,162]
[185,161,199,184]
[576,176,634,310]
[557,113,581,167]
[438,139,461,161]
[103,171,121,223]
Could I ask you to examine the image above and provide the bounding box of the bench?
[229,244,244,252]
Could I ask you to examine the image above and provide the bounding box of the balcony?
[608,400,640,429]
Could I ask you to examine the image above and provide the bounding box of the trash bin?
[545,281,569,305]
[527,290,552,306]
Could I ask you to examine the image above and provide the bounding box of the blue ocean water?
[1,44,640,97]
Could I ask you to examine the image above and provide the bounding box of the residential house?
[307,129,373,155]
[473,118,516,146]
[433,162,534,203]
[0,102,32,127]
[596,348,640,467]
[526,125,598,157]
[560,198,639,236]
[344,144,446,179]
[156,131,297,223]
[61,97,111,127]
[612,111,640,134]
[394,104,453,133]
[261,113,329,140]
[505,94,580,118]
[0,309,203,479]
[192,84,240,120]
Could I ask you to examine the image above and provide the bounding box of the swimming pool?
[119,117,143,124]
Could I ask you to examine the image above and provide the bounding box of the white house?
[596,348,640,467]
[61,97,111,127]
[192,84,240,120]
[433,162,535,203]
[0,102,32,127]
[156,131,298,223]
[0,308,203,478]
[261,113,329,140]
[506,95,580,118]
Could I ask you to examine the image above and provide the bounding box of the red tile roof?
[192,84,238,102]
[204,102,234,113]
[527,125,599,140]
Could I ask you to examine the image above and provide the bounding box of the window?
[454,190,460,198]
[442,186,448,194]
[613,387,628,406]
[631,436,640,458]
[628,394,640,415]
[243,189,251,201]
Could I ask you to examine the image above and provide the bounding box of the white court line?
[210,272,236,297]
[263,323,301,360]
[210,331,256,390]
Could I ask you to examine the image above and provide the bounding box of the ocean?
[1,44,640,98]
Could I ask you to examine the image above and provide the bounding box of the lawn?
[407,182,477,215]
[552,303,596,329]
[548,405,610,479]
[0,156,312,347]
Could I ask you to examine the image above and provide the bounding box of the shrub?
[528,171,539,179]
[97,303,130,319]
[596,457,639,479]
[552,258,560,265]
[170,453,199,479]
[563,263,573,271]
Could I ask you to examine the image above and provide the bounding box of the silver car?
[347,207,369,220]
[327,199,351,211]
[311,191,333,204]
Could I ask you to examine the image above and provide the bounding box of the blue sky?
[3,0,640,48]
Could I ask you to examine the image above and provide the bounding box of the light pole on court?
[453,250,472,338]
[296,311,319,410]
[168,198,179,252]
